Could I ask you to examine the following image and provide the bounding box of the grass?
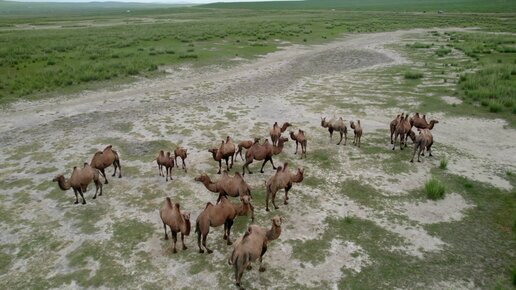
[439,158,448,170]
[404,70,424,79]
[425,178,446,200]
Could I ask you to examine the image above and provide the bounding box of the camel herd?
[51,113,438,289]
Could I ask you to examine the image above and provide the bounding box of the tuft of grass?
[408,42,431,49]
[507,171,514,177]
[439,157,448,170]
[404,70,423,79]
[425,178,446,200]
[435,46,452,57]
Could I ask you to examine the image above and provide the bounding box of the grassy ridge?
[202,0,516,13]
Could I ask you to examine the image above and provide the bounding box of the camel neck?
[266,225,281,241]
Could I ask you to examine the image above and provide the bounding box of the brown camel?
[242,137,288,176]
[410,129,434,162]
[350,120,363,147]
[269,122,291,146]
[321,117,347,145]
[53,163,103,204]
[390,113,404,144]
[156,150,174,181]
[236,138,260,161]
[392,114,413,151]
[174,146,188,173]
[90,145,122,184]
[210,137,237,174]
[159,197,191,253]
[229,216,282,290]
[412,113,439,130]
[265,162,304,211]
[195,171,252,202]
[289,130,307,158]
[195,195,254,254]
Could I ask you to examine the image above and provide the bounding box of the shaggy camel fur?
[321,117,347,145]
[412,113,439,130]
[350,120,363,147]
[90,145,122,184]
[236,138,260,161]
[229,216,282,290]
[195,171,252,202]
[53,163,103,204]
[156,150,174,181]
[289,130,307,158]
[195,195,254,254]
[390,113,404,144]
[242,137,288,176]
[174,146,188,173]
[210,137,237,174]
[269,122,291,146]
[392,114,413,151]
[265,163,304,211]
[160,198,191,253]
[410,129,434,162]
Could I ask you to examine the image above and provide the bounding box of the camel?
[195,171,252,202]
[209,136,237,174]
[321,117,347,145]
[195,195,254,254]
[412,113,439,130]
[236,138,260,161]
[229,216,282,290]
[289,130,307,158]
[159,198,191,253]
[350,120,363,147]
[269,122,291,146]
[390,113,404,144]
[392,114,413,151]
[156,150,174,181]
[90,145,122,184]
[53,163,103,204]
[265,162,304,211]
[410,129,434,162]
[242,137,288,176]
[174,146,188,173]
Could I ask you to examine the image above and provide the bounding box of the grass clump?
[425,178,446,200]
[404,70,423,79]
[435,46,452,57]
[439,158,448,170]
[408,42,431,49]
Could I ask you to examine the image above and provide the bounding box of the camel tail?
[113,149,121,160]
[195,219,200,234]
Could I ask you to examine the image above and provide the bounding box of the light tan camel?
[392,114,413,151]
[156,150,174,181]
[269,122,291,146]
[209,137,237,174]
[321,117,347,145]
[195,196,254,254]
[236,138,260,161]
[53,163,103,204]
[159,198,191,253]
[410,129,434,162]
[90,145,122,184]
[195,171,252,202]
[265,162,304,211]
[412,113,439,130]
[350,120,363,147]
[289,130,307,158]
[390,113,404,144]
[229,216,282,290]
[242,137,288,176]
[174,146,188,173]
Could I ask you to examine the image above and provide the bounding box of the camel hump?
[205,202,214,209]
[174,203,180,210]
[276,166,283,173]
[283,162,288,171]
[104,145,113,151]
[94,150,103,156]
[166,197,173,208]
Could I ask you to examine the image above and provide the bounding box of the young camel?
[195,171,252,202]
[195,195,254,254]
[410,129,434,162]
[269,122,292,146]
[174,146,188,173]
[321,117,347,145]
[159,197,191,253]
[412,113,439,130]
[265,163,304,211]
[90,145,122,184]
[289,130,307,158]
[53,163,103,204]
[236,138,260,161]
[156,150,174,181]
[390,113,404,144]
[392,114,413,151]
[242,137,288,176]
[350,120,363,147]
[210,137,237,174]
[229,216,282,290]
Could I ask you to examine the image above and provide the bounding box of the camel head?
[350,121,355,129]
[430,120,439,124]
[289,131,296,139]
[321,117,327,127]
[272,216,282,227]
[166,151,171,157]
[208,147,218,154]
[240,195,251,205]
[194,174,209,183]
[52,175,64,182]
[181,212,191,236]
[253,137,260,143]
[226,136,231,142]
[278,136,289,144]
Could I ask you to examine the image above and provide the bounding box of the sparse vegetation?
[404,71,424,79]
[439,158,448,170]
[425,178,446,200]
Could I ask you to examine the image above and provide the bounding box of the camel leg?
[225,158,230,172]
[163,223,169,240]
[101,168,109,184]
[182,159,187,172]
[168,166,173,181]
[390,131,394,144]
[218,160,222,174]
[78,188,86,205]
[203,233,212,254]
[266,187,271,212]
[392,133,398,150]
[116,159,122,178]
[73,188,79,204]
[158,164,162,177]
[197,230,204,253]
[243,160,253,175]
[259,244,268,272]
[269,157,277,170]
[259,159,269,173]
[329,128,333,141]
[272,191,279,210]
[410,144,418,163]
[226,220,234,245]
[418,146,423,162]
[337,131,343,145]
[428,143,433,157]
[181,233,187,250]
[230,155,234,169]
[172,231,178,253]
[223,222,228,240]
[295,141,298,154]
[112,161,117,177]
[92,179,101,199]
[284,184,292,205]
